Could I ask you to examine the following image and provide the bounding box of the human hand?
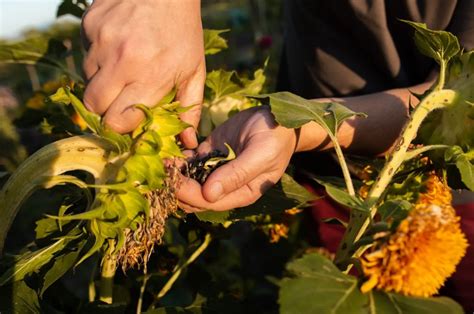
[177,106,297,212]
[81,0,205,148]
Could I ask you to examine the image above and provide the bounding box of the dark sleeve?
[448,0,474,50]
[277,0,473,99]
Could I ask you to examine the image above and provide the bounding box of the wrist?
[294,121,328,153]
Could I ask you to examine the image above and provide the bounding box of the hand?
[177,106,297,212]
[81,0,205,148]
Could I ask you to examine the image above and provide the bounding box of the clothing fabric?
[277,0,474,311]
[278,0,474,99]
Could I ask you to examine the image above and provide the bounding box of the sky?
[0,0,77,39]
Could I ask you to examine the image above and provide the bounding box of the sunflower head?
[361,175,468,297]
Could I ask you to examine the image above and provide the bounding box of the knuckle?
[118,41,139,61]
[97,24,116,44]
[81,11,95,32]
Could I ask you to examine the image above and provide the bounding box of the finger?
[103,82,173,134]
[201,141,271,202]
[176,69,205,149]
[196,140,214,157]
[82,44,99,80]
[179,201,205,213]
[83,65,124,115]
[195,132,230,158]
[177,172,274,211]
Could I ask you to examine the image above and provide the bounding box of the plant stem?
[333,139,355,196]
[136,270,148,314]
[149,233,212,309]
[88,261,98,302]
[435,61,447,91]
[334,88,458,267]
[99,240,117,304]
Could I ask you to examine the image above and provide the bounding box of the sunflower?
[360,175,468,297]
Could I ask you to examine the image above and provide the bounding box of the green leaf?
[35,217,73,240]
[445,146,474,191]
[0,36,67,71]
[0,280,41,314]
[206,70,240,100]
[402,20,460,65]
[377,199,412,222]
[280,253,366,314]
[193,174,315,224]
[237,67,266,96]
[195,211,230,224]
[151,110,190,137]
[75,231,105,267]
[39,240,86,296]
[117,189,149,221]
[324,185,368,213]
[63,88,101,133]
[318,101,367,135]
[157,88,178,106]
[204,29,229,55]
[257,92,365,138]
[0,107,28,172]
[322,217,348,228]
[99,127,132,154]
[379,293,463,314]
[49,86,71,104]
[0,238,68,285]
[230,173,315,219]
[279,253,463,314]
[404,144,450,161]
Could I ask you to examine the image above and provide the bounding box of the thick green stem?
[99,240,117,304]
[334,88,458,267]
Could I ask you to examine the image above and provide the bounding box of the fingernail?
[209,182,223,201]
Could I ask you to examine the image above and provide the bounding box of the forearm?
[295,82,433,155]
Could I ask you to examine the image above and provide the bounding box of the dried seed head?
[117,162,181,272]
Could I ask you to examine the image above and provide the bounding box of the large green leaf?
[402,20,460,65]
[39,240,86,296]
[279,253,463,314]
[203,29,229,55]
[0,238,68,285]
[232,173,315,218]
[257,92,365,138]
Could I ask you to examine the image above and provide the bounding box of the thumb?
[202,143,269,202]
[177,70,205,149]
